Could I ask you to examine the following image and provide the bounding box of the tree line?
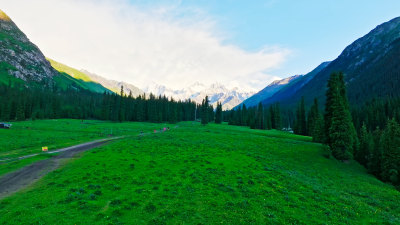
[225,102,282,130]
[0,82,200,123]
[0,81,227,126]
[228,71,399,186]
[294,72,399,185]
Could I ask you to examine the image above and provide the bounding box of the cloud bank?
[1,0,289,91]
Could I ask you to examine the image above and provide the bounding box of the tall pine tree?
[215,102,223,124]
[324,72,358,160]
[294,96,307,135]
[356,123,373,167]
[308,98,324,142]
[201,96,209,125]
[380,119,400,184]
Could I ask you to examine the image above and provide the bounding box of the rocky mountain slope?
[0,9,58,83]
[0,9,114,94]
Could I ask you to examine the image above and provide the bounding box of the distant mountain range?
[144,82,254,110]
[242,16,400,109]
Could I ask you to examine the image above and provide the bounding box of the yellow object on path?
[42,147,48,152]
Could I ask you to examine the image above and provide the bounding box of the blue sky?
[130,0,400,76]
[3,0,400,91]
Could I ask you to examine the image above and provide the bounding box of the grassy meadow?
[0,119,163,176]
[0,120,399,224]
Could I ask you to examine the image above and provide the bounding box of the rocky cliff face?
[0,9,58,82]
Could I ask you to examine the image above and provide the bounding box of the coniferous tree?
[367,128,383,176]
[168,100,178,124]
[307,98,318,136]
[241,104,248,126]
[255,102,264,129]
[215,102,223,124]
[275,103,282,130]
[356,123,374,167]
[294,96,307,135]
[325,72,358,160]
[269,105,275,129]
[268,103,282,130]
[119,86,125,122]
[380,119,400,184]
[266,108,272,130]
[101,92,109,120]
[208,104,215,123]
[308,98,324,142]
[15,98,25,121]
[312,116,325,143]
[201,96,209,125]
[0,81,197,124]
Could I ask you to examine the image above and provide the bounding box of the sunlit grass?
[0,120,399,224]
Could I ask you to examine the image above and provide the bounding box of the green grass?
[0,119,166,175]
[0,120,399,224]
[0,119,164,159]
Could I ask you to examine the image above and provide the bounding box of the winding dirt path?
[0,137,122,199]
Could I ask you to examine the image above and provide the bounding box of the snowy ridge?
[143,82,255,110]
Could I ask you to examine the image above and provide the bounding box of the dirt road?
[0,138,120,199]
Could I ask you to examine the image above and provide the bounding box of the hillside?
[0,10,58,83]
[0,120,399,224]
[0,10,114,94]
[262,61,330,107]
[261,17,400,108]
[80,70,143,97]
[239,75,302,108]
[48,59,111,93]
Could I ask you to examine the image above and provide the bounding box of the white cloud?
[1,0,290,91]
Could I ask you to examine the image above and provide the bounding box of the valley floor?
[0,120,399,224]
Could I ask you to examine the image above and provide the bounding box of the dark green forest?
[0,82,203,124]
[225,72,400,187]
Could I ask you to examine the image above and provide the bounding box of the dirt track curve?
[0,138,120,199]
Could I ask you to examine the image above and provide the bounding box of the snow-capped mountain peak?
[143,82,255,110]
